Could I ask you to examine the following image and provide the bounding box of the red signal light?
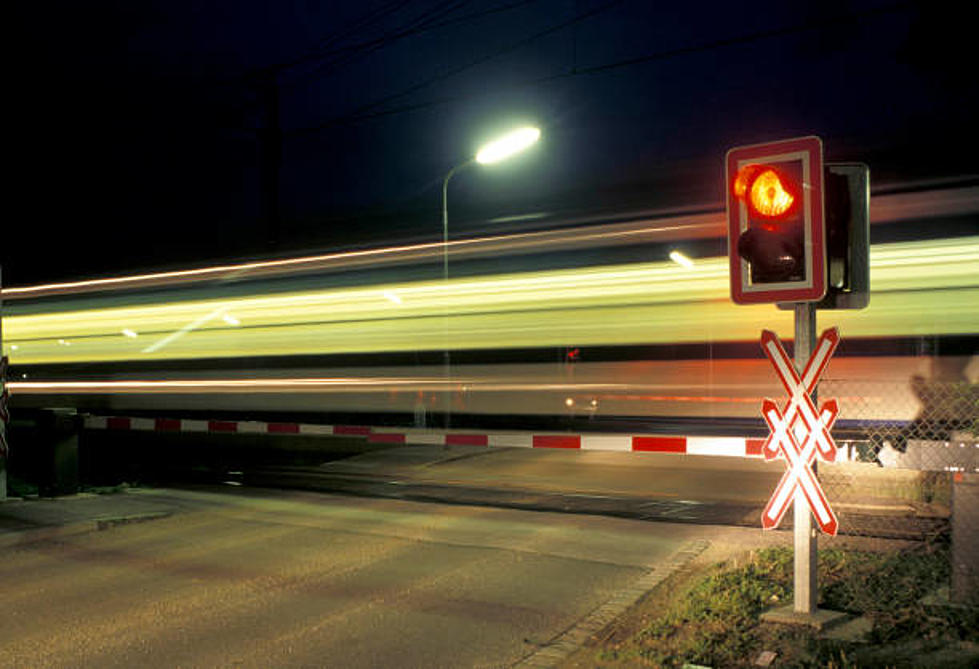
[733,164,799,220]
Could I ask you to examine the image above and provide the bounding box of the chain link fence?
[818,373,978,605]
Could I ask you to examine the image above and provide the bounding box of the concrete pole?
[793,302,818,613]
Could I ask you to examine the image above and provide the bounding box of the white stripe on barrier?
[686,437,747,457]
[581,435,632,452]
[488,433,534,448]
[401,431,445,445]
[298,424,334,435]
[237,421,266,434]
[84,415,107,429]
[130,417,155,431]
[183,420,208,432]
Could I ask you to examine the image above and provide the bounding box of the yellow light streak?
[3,237,977,366]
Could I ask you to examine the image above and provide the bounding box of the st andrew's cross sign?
[759,327,841,536]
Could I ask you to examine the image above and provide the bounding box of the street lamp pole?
[439,126,541,430]
[440,159,474,429]
[442,160,475,289]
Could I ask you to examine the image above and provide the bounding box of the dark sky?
[7,0,975,286]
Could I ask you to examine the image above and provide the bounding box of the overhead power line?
[290,0,912,135]
[293,0,624,136]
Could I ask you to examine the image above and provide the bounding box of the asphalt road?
[0,487,744,669]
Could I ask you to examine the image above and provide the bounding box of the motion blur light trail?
[3,236,977,367]
[4,184,976,301]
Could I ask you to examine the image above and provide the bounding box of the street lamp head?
[475,126,541,165]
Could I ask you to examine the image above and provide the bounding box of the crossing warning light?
[726,136,826,305]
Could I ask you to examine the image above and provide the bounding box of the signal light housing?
[726,136,826,305]
[814,163,870,310]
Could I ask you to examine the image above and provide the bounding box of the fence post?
[951,468,979,605]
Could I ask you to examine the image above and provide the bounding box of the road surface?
[1,486,754,669]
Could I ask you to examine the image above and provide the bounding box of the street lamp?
[440,126,541,427]
[442,126,541,281]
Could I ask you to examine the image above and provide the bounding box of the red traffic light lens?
[750,169,794,217]
[734,164,799,220]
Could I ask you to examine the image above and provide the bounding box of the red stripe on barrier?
[209,420,237,433]
[155,418,181,432]
[446,434,489,446]
[267,422,300,434]
[334,425,371,436]
[746,438,766,456]
[632,436,686,453]
[107,417,131,430]
[369,433,405,444]
[533,435,581,449]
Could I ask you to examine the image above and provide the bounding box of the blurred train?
[4,180,977,442]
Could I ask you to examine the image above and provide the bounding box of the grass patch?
[570,542,978,668]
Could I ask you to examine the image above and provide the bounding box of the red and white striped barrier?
[83,414,770,458]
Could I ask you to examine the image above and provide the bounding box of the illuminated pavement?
[0,486,769,669]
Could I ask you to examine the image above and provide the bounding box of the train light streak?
[669,250,694,268]
[122,329,139,338]
[1,237,976,367]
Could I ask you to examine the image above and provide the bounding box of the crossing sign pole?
[758,307,845,620]
[792,303,818,613]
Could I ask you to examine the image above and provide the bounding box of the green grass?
[585,543,978,668]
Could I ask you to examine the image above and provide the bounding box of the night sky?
[8,0,975,287]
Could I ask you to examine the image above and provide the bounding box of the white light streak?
[669,250,694,268]
[142,307,226,354]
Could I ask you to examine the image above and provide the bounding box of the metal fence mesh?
[818,374,978,605]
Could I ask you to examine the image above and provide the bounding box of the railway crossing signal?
[726,136,826,305]
[759,328,840,536]
[724,136,869,619]
[726,137,870,309]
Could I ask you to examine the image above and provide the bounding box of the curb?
[515,539,711,668]
[0,510,175,549]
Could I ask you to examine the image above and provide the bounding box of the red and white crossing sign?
[759,327,841,535]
